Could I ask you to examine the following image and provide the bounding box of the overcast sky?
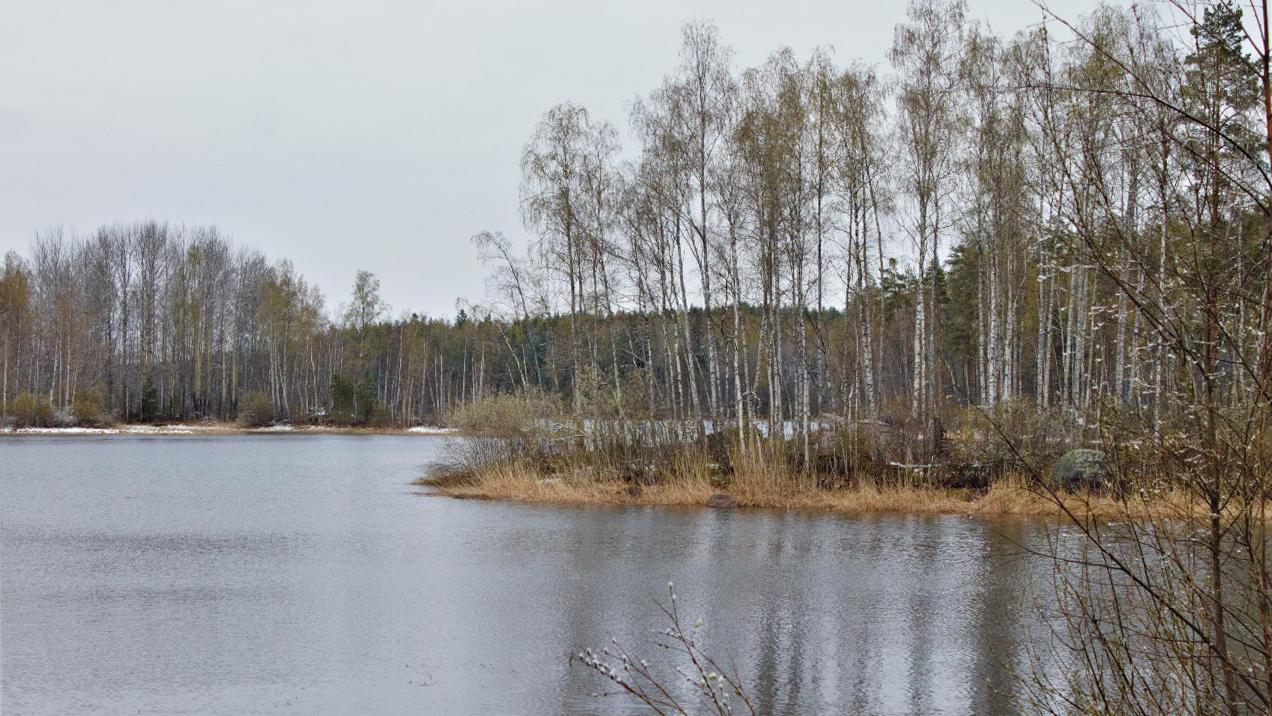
[1,0,1114,318]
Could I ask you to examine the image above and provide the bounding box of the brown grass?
[414,459,1211,520]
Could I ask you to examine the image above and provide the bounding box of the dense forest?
[1,1,1267,454]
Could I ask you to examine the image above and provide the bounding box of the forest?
[0,223,480,427]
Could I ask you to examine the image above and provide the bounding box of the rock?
[706,492,739,509]
[1052,449,1112,492]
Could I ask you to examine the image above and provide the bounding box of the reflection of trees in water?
[1026,519,1272,714]
[561,510,1058,712]
[969,519,1044,715]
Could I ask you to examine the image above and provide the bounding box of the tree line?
[2,0,1268,452]
[0,222,498,426]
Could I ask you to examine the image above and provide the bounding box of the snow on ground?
[3,422,211,434]
[2,424,199,435]
[125,425,196,434]
[407,425,458,435]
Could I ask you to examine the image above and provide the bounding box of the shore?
[0,422,459,437]
[415,463,1204,520]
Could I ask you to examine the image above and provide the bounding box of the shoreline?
[416,465,1204,521]
[0,422,460,437]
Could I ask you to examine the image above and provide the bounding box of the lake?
[1,434,1065,714]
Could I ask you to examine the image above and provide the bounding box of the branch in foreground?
[572,582,755,715]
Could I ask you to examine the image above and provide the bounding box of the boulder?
[706,492,739,509]
[1052,449,1112,492]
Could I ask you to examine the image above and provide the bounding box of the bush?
[947,401,1077,477]
[424,392,574,486]
[71,388,110,427]
[7,392,55,428]
[447,391,562,437]
[237,392,275,428]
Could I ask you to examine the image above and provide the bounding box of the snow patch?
[12,426,120,435]
[125,425,195,434]
[251,425,296,433]
[3,424,204,436]
[407,425,457,435]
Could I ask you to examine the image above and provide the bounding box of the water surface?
[1,434,1061,714]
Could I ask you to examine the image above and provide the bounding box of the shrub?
[948,401,1077,478]
[447,390,562,437]
[7,392,55,428]
[71,388,110,427]
[423,392,574,486]
[237,392,275,428]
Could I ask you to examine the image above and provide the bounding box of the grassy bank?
[415,460,1205,520]
[414,395,1222,520]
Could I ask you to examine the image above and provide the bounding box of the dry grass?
[415,458,1215,520]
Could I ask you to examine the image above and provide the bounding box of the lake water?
[1,434,1065,714]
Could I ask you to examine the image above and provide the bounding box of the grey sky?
[1,0,1112,319]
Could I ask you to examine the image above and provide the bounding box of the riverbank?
[415,463,1203,520]
[0,422,459,437]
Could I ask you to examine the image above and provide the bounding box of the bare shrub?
[573,582,754,715]
[447,390,562,437]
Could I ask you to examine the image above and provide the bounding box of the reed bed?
[416,455,1208,520]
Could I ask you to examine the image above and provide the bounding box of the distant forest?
[0,1,1266,450]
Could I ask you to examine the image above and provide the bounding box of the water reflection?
[2,435,1062,714]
